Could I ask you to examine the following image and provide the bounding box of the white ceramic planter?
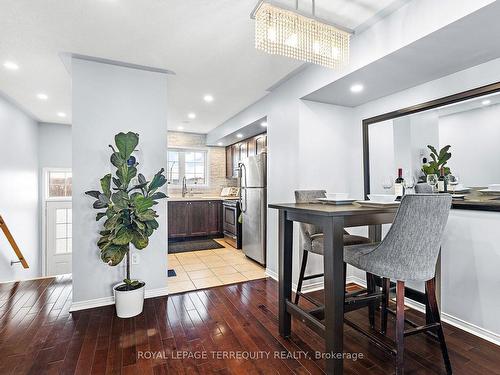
[114,282,145,318]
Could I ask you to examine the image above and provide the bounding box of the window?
[167,149,208,185]
[55,207,72,254]
[47,170,72,198]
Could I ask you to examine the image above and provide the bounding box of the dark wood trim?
[362,80,500,211]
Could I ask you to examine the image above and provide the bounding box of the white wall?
[38,122,72,170]
[0,95,39,281]
[439,104,500,187]
[71,58,168,304]
[368,120,394,194]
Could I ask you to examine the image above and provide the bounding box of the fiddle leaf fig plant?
[85,132,167,288]
[421,144,452,176]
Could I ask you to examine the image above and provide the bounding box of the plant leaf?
[96,212,107,221]
[115,132,139,160]
[85,190,101,199]
[133,195,154,213]
[111,191,129,210]
[93,200,108,209]
[113,227,134,245]
[148,168,167,193]
[150,192,168,200]
[132,231,149,249]
[98,193,110,204]
[101,245,128,266]
[138,173,146,184]
[136,209,157,221]
[100,174,112,198]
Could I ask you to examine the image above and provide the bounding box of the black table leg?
[368,224,382,242]
[278,210,293,337]
[322,216,345,374]
[368,224,382,327]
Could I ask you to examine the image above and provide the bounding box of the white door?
[46,201,72,276]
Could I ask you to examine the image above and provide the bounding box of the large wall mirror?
[363,82,500,211]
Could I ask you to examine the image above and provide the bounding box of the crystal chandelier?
[252,0,351,70]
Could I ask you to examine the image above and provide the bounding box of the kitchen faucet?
[181,176,188,197]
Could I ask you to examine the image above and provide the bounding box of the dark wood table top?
[268,202,399,217]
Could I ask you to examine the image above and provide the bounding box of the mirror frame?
[362,81,500,212]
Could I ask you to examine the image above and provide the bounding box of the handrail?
[0,215,29,268]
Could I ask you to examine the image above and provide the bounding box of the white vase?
[114,282,145,318]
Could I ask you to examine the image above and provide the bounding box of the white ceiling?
[303,1,500,107]
[0,0,405,133]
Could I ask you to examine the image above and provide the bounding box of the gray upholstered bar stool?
[294,190,371,306]
[344,194,452,375]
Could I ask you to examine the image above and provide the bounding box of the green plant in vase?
[421,145,452,178]
[85,132,167,318]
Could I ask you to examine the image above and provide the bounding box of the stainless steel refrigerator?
[238,152,266,265]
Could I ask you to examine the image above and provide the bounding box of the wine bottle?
[394,168,405,199]
[438,167,447,193]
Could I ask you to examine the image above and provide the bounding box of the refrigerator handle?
[238,162,247,213]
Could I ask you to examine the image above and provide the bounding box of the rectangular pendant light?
[252,1,351,70]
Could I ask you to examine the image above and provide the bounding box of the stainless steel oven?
[222,200,241,249]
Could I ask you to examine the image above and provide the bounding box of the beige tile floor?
[167,239,267,294]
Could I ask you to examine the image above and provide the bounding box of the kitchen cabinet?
[226,133,267,178]
[167,201,190,238]
[168,200,222,239]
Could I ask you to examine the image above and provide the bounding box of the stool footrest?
[404,323,440,337]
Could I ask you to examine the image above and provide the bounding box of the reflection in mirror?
[368,91,500,200]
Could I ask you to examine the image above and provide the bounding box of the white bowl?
[326,193,350,200]
[488,184,500,191]
[368,194,397,203]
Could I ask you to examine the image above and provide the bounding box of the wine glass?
[382,176,393,192]
[448,174,459,194]
[404,174,416,194]
[426,174,438,193]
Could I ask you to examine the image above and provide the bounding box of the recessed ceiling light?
[482,99,491,106]
[203,95,214,103]
[3,61,19,70]
[177,126,184,130]
[188,113,196,119]
[57,112,67,118]
[37,93,48,100]
[217,142,223,146]
[236,133,243,139]
[350,83,364,93]
[261,121,268,127]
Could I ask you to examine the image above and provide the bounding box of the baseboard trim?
[265,268,325,294]
[69,286,170,312]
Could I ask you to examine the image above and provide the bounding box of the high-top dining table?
[268,202,404,375]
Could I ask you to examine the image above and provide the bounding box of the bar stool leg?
[380,277,390,334]
[396,280,405,375]
[294,250,308,305]
[426,278,453,375]
[367,272,376,329]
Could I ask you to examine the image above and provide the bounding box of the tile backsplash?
[167,131,237,196]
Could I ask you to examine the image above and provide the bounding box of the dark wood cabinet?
[168,201,190,238]
[207,201,222,235]
[189,201,209,236]
[168,200,222,239]
[226,133,267,178]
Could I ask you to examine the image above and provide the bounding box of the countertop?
[167,195,239,202]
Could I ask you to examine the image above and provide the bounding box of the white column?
[71,57,170,307]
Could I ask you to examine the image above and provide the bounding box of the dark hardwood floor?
[1,275,499,374]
